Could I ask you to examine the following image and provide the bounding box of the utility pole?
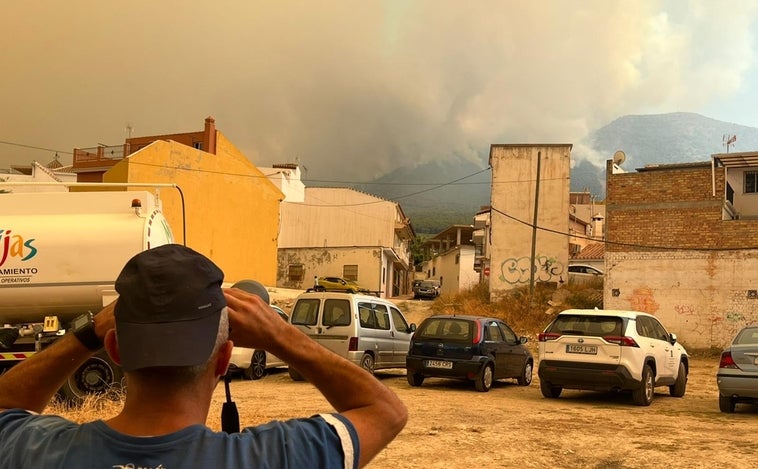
[529,151,541,305]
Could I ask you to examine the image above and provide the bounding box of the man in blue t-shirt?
[0,244,407,468]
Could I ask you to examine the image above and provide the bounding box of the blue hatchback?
[406,315,533,392]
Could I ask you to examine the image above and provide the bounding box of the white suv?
[537,309,688,406]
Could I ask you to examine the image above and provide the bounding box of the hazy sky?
[2,1,757,180]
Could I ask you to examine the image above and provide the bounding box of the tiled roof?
[573,242,605,260]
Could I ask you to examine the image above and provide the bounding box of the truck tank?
[0,190,174,325]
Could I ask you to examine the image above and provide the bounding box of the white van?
[288,292,416,380]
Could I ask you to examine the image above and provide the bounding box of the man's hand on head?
[222,288,287,351]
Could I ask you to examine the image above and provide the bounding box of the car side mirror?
[669,333,677,345]
[409,323,417,332]
[520,336,528,344]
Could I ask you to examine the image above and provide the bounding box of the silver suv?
[538,309,688,406]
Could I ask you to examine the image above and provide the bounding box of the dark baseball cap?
[114,244,226,372]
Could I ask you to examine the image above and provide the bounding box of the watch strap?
[72,312,103,351]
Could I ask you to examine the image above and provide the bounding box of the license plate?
[426,360,453,369]
[566,344,598,354]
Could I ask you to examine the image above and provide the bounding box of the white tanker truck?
[0,188,175,399]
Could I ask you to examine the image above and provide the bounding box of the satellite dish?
[613,150,626,165]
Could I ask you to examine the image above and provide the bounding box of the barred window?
[288,264,304,282]
[343,264,358,281]
[746,171,758,194]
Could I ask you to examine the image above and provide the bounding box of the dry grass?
[48,388,124,422]
[430,281,603,337]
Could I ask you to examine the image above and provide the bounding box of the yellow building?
[73,117,282,285]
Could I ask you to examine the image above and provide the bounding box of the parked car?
[288,292,416,379]
[313,276,370,294]
[717,325,758,413]
[406,315,533,392]
[229,305,289,380]
[538,309,688,406]
[567,264,604,284]
[413,280,440,300]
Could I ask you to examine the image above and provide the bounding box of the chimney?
[204,116,217,154]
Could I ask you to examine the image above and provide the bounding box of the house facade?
[277,187,414,298]
[72,117,283,286]
[488,144,572,300]
[420,225,479,295]
[604,154,758,349]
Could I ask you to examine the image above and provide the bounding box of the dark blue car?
[406,315,533,392]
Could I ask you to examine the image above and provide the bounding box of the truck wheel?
[719,395,736,413]
[59,350,123,402]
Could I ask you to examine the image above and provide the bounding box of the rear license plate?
[566,344,598,354]
[426,360,453,369]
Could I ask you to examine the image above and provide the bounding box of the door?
[389,306,414,366]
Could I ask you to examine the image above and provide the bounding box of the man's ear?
[215,340,233,377]
[103,329,122,365]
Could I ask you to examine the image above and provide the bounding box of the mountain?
[359,113,758,234]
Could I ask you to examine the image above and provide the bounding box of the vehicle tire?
[475,364,494,392]
[407,372,424,387]
[719,395,736,413]
[669,362,687,397]
[58,350,124,402]
[517,360,533,386]
[632,364,654,406]
[360,353,375,374]
[288,367,305,382]
[540,380,562,398]
[243,350,266,380]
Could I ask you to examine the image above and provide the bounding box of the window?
[484,322,504,342]
[192,141,203,150]
[291,299,320,325]
[343,265,358,281]
[455,254,460,264]
[288,264,304,282]
[374,304,390,330]
[323,299,351,327]
[745,171,758,194]
[390,308,411,333]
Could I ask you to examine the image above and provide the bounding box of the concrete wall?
[604,251,758,349]
[488,144,571,300]
[103,137,283,286]
[605,160,758,348]
[279,188,399,250]
[277,247,383,293]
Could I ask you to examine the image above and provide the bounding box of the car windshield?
[416,318,472,342]
[420,281,436,288]
[547,315,623,337]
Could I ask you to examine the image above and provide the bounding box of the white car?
[567,264,604,284]
[537,309,688,406]
[229,305,289,380]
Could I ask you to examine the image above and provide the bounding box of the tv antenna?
[723,134,737,153]
[125,122,134,139]
[612,150,626,166]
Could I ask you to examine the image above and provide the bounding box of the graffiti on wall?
[626,287,660,314]
[498,255,565,285]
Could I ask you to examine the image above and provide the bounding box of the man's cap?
[231,279,270,304]
[114,244,226,372]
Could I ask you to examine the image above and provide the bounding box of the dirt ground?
[203,293,757,469]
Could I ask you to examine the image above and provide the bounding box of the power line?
[0,140,72,155]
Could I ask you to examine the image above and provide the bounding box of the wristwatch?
[70,312,103,351]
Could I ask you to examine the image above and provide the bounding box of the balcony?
[73,145,127,171]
